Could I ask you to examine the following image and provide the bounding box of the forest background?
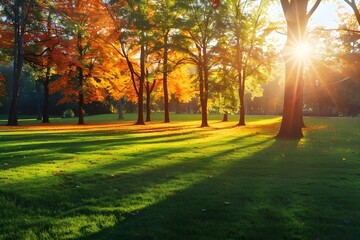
[0,0,359,130]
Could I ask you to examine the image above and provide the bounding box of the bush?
[63,109,75,118]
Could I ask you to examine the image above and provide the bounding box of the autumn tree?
[176,0,220,127]
[150,0,180,122]
[276,0,321,139]
[50,0,115,125]
[106,0,155,125]
[24,7,60,123]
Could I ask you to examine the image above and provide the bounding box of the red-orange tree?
[49,0,115,124]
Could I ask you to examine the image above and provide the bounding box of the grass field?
[0,113,359,240]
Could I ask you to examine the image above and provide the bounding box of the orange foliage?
[48,0,127,105]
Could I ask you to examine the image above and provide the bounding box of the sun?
[292,42,311,60]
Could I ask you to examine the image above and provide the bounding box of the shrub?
[63,109,75,118]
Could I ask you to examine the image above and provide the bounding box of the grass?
[0,113,359,240]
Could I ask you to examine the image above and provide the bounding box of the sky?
[309,1,354,28]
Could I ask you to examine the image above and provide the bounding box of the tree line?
[0,0,359,139]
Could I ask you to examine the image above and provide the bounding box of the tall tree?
[225,0,275,126]
[50,0,114,125]
[0,0,28,126]
[178,0,220,127]
[106,0,153,125]
[276,0,321,139]
[25,8,60,123]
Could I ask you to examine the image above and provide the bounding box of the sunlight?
[292,42,311,61]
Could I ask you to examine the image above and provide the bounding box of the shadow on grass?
[0,119,359,240]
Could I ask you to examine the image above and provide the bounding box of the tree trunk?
[118,98,124,120]
[145,80,151,122]
[276,57,304,139]
[36,81,42,120]
[276,0,310,139]
[77,67,85,125]
[42,67,50,123]
[238,73,246,126]
[200,40,209,127]
[8,2,25,126]
[222,112,228,122]
[135,42,145,125]
[163,31,170,123]
[199,63,208,127]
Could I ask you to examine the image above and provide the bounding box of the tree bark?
[118,98,124,120]
[222,111,228,122]
[200,39,209,127]
[36,81,42,120]
[199,62,208,127]
[42,67,50,123]
[7,1,25,126]
[238,72,246,126]
[135,41,145,125]
[163,31,170,123]
[276,0,313,139]
[145,80,151,122]
[77,67,85,125]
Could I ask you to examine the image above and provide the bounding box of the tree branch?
[307,0,322,19]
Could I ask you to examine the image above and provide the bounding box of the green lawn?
[0,113,359,240]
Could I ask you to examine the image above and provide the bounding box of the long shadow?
[1,119,358,239]
[72,138,358,239]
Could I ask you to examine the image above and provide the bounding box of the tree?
[50,0,115,125]
[276,0,321,139]
[151,0,177,122]
[177,0,220,127]
[106,0,154,125]
[24,8,60,123]
[0,0,28,126]
[224,0,275,126]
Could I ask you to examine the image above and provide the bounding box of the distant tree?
[224,0,275,126]
[176,0,221,127]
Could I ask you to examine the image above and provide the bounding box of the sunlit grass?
[0,114,359,240]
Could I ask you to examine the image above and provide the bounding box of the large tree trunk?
[276,57,304,138]
[7,2,25,126]
[42,67,50,123]
[276,0,311,139]
[163,31,170,123]
[77,67,85,125]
